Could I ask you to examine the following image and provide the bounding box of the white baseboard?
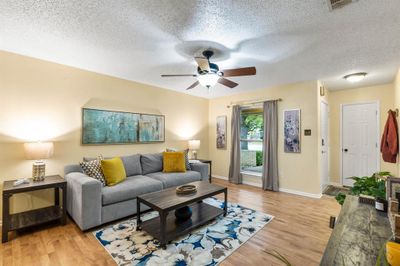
[278,188,322,199]
[212,175,322,199]
[212,175,228,180]
[328,181,343,187]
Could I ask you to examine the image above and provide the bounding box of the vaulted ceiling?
[1,0,400,98]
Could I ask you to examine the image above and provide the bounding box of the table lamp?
[188,140,200,159]
[24,142,54,181]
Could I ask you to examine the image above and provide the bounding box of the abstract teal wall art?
[82,108,165,145]
[139,114,164,142]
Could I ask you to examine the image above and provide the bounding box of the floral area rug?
[94,198,273,266]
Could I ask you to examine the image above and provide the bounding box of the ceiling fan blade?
[161,74,197,77]
[218,78,238,88]
[195,57,210,72]
[222,67,256,77]
[186,81,200,90]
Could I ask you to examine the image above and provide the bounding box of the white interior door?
[321,101,329,190]
[341,102,379,187]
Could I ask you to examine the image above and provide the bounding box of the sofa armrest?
[64,164,83,175]
[190,163,209,181]
[65,172,102,230]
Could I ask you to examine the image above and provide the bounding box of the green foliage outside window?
[242,113,263,138]
[256,151,263,166]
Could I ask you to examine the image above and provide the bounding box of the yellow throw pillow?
[101,157,126,186]
[163,152,186,173]
[387,241,400,266]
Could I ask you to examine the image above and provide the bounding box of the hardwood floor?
[1,179,340,266]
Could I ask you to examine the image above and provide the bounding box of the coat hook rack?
[391,108,399,117]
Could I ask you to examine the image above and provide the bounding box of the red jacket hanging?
[381,110,398,163]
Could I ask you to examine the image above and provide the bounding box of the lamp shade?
[188,140,200,150]
[24,142,54,160]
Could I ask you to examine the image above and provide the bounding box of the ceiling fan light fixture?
[343,72,367,83]
[197,73,220,88]
[161,50,256,91]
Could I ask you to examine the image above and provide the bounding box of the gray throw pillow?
[121,154,142,176]
[141,153,163,174]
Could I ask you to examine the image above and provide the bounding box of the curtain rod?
[226,98,282,108]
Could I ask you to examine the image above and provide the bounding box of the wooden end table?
[2,175,67,243]
[136,181,227,249]
[197,159,212,183]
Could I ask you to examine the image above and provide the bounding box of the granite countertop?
[320,195,393,265]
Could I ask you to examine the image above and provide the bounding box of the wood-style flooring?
[0,179,340,266]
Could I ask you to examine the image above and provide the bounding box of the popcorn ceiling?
[1,0,399,98]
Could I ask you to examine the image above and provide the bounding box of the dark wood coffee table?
[136,181,227,249]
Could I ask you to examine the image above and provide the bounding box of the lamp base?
[192,150,198,160]
[32,161,46,182]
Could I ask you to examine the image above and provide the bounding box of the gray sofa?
[64,153,209,230]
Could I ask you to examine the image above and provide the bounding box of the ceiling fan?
[161,50,256,90]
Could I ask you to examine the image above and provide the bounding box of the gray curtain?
[262,100,279,191]
[228,105,242,184]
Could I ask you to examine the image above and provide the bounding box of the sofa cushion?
[121,154,142,176]
[101,157,126,186]
[102,175,163,205]
[163,151,186,173]
[80,156,106,186]
[146,171,201,188]
[166,148,191,170]
[141,153,163,174]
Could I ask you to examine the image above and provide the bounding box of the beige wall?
[395,69,400,176]
[208,81,322,195]
[0,51,209,215]
[329,83,396,184]
[2,49,397,220]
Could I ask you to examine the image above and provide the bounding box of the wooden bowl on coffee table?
[176,184,197,195]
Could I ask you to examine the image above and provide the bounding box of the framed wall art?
[283,109,301,153]
[138,114,165,142]
[216,115,227,149]
[82,108,165,145]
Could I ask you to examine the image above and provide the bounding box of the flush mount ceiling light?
[343,72,367,83]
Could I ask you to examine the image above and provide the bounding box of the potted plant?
[335,172,389,212]
[335,193,347,205]
[371,177,387,212]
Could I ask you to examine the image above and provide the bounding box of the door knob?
[343,148,348,152]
